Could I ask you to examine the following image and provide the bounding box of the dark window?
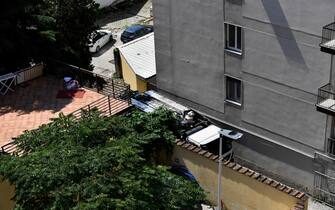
[123,31,134,37]
[328,138,335,155]
[92,33,104,43]
[226,76,242,104]
[225,23,242,52]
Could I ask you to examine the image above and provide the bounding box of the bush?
[0,108,205,210]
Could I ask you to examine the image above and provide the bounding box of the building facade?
[153,0,335,200]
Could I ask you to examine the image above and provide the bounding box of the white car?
[89,29,113,53]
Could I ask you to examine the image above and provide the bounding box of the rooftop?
[0,76,104,147]
[0,63,131,148]
[119,32,156,79]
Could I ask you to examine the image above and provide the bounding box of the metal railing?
[314,152,335,207]
[0,138,23,156]
[316,84,335,114]
[15,63,44,85]
[314,171,335,207]
[320,22,335,53]
[46,59,131,102]
[70,95,129,119]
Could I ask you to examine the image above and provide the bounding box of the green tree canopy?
[0,109,205,210]
[0,0,99,72]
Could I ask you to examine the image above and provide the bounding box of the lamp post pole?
[217,133,223,210]
[216,129,243,210]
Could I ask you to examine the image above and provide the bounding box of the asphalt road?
[91,0,153,78]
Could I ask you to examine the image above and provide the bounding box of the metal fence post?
[128,86,131,104]
[108,95,112,116]
[95,75,99,93]
[112,79,115,98]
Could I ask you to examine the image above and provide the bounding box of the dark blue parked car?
[169,164,198,183]
[121,24,153,43]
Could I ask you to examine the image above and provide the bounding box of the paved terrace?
[0,75,129,147]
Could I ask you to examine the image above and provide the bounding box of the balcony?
[320,22,335,54]
[316,84,335,115]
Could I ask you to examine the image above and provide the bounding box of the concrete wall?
[153,0,335,191]
[172,145,300,210]
[0,178,15,210]
[239,0,333,153]
[154,0,225,113]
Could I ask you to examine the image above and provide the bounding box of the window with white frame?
[225,23,242,53]
[226,76,242,105]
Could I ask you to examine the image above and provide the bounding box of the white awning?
[145,90,188,113]
[187,125,221,147]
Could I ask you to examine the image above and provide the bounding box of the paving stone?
[0,76,129,148]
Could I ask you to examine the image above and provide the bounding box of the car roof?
[125,25,145,33]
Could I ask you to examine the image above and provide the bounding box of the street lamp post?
[217,129,243,210]
[217,134,223,210]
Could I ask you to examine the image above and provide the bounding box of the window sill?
[224,48,242,57]
[225,99,242,108]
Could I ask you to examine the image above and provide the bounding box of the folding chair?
[0,73,16,95]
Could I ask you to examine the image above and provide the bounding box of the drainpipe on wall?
[114,48,122,78]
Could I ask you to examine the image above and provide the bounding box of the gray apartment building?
[153,0,335,203]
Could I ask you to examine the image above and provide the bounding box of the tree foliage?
[0,109,205,210]
[0,0,99,72]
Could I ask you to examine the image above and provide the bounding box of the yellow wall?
[136,78,147,93]
[172,146,299,210]
[0,148,301,210]
[120,53,147,93]
[0,177,15,210]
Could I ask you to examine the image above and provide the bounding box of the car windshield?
[89,31,105,44]
[123,31,134,37]
[89,32,98,43]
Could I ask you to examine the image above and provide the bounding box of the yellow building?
[118,33,156,93]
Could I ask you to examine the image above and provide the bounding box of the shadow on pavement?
[92,39,117,57]
[97,0,149,27]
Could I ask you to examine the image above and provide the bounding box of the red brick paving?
[0,76,105,147]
